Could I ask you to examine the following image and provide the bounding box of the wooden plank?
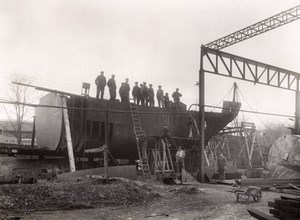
[269,201,300,214]
[268,201,276,208]
[277,189,300,196]
[247,208,278,220]
[270,208,300,220]
[281,196,300,201]
[289,183,300,191]
[241,178,300,187]
[269,209,279,216]
[275,199,300,208]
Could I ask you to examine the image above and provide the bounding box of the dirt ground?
[0,177,289,220]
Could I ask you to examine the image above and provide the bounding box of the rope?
[210,85,234,112]
[236,86,270,129]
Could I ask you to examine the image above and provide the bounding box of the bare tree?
[3,75,34,144]
[257,121,291,147]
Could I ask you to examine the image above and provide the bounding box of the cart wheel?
[253,191,262,201]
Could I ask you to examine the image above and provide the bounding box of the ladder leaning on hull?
[129,102,151,179]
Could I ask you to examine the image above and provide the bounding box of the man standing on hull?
[156,85,164,108]
[148,84,155,107]
[172,88,182,109]
[107,74,117,100]
[95,71,106,99]
[132,82,140,105]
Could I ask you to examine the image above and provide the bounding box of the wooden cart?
[232,186,262,202]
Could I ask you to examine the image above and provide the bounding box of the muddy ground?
[0,177,291,220]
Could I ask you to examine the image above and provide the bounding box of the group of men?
[95,71,183,108]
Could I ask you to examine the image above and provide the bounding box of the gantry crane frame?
[198,4,300,182]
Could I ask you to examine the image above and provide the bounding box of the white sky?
[0,0,300,128]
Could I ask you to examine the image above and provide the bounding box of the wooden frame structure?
[149,138,174,174]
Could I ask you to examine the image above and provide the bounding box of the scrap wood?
[247,208,278,220]
[275,184,300,190]
[269,208,300,220]
[276,189,300,196]
[216,180,234,185]
[289,183,300,191]
[268,201,300,215]
[144,213,169,218]
[240,178,300,187]
[281,196,300,201]
[275,198,300,208]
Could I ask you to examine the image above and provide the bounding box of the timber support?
[61,96,76,172]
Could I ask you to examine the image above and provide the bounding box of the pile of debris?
[248,196,300,220]
[268,196,300,219]
[0,177,160,213]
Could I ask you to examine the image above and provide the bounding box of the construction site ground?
[0,177,291,220]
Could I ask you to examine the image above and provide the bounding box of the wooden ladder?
[129,102,151,179]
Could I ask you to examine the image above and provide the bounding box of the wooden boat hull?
[35,93,240,160]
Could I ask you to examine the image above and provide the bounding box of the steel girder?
[205,5,300,50]
[202,46,300,91]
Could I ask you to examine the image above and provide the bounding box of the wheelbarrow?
[230,186,262,202]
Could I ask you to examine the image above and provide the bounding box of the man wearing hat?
[139,83,145,105]
[176,146,186,181]
[107,74,117,100]
[142,82,149,106]
[156,85,164,108]
[217,152,227,182]
[95,71,106,99]
[132,82,140,105]
[172,88,182,109]
[147,84,155,107]
[123,78,130,103]
[163,93,170,108]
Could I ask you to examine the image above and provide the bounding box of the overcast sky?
[0,0,300,128]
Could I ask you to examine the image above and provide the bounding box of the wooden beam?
[247,208,278,220]
[61,96,76,172]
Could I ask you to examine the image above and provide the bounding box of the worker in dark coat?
[139,83,145,106]
[172,88,182,109]
[163,93,170,108]
[147,84,155,107]
[107,74,117,100]
[156,85,164,108]
[187,115,193,138]
[142,82,149,106]
[217,152,227,182]
[95,71,106,99]
[132,82,140,105]
[119,83,127,102]
[162,124,171,143]
[123,78,130,103]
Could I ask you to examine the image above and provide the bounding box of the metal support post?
[104,109,109,180]
[30,116,36,148]
[295,80,300,135]
[199,46,205,183]
[62,96,76,172]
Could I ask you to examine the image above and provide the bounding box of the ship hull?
[35,93,240,160]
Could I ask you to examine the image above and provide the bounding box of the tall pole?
[30,116,36,148]
[295,79,300,135]
[199,45,205,183]
[104,109,109,180]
